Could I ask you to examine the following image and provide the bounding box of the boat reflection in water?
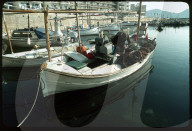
[13,60,153,127]
[53,60,153,127]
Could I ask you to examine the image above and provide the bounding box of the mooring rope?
[17,72,42,127]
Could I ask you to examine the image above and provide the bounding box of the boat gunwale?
[43,50,154,79]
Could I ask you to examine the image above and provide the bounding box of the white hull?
[2,43,79,67]
[102,25,120,31]
[75,27,100,36]
[3,38,51,48]
[119,22,136,26]
[41,51,154,97]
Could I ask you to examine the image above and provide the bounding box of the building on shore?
[130,3,146,16]
[3,1,146,18]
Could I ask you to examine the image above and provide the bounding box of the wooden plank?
[3,9,137,14]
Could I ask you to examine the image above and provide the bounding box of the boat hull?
[102,25,120,31]
[3,38,50,48]
[2,43,79,67]
[75,27,100,36]
[41,51,154,97]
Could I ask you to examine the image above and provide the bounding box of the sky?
[129,1,189,13]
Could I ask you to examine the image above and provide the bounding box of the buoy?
[77,45,87,56]
[27,38,31,45]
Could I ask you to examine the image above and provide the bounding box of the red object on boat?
[87,53,94,59]
[134,34,138,42]
[77,45,87,56]
[145,34,148,40]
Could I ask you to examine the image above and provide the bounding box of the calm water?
[141,26,190,127]
[2,26,190,127]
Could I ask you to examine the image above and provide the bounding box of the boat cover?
[66,60,87,70]
[34,28,53,39]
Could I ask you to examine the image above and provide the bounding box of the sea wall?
[2,13,113,34]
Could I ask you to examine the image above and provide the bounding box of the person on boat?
[111,31,130,67]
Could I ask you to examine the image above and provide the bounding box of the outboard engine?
[95,37,113,62]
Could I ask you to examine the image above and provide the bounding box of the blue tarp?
[34,28,53,39]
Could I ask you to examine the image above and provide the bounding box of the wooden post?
[3,14,13,53]
[44,8,52,62]
[136,1,142,43]
[50,22,53,31]
[87,2,89,25]
[28,14,30,30]
[75,1,81,51]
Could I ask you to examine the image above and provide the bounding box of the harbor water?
[2,26,190,127]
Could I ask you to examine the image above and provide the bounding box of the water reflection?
[2,26,189,127]
[3,59,153,127]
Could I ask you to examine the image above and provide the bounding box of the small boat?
[2,43,79,68]
[72,24,100,36]
[102,25,120,40]
[40,35,157,97]
[156,23,163,32]
[77,27,100,36]
[2,27,54,48]
[102,24,120,31]
[119,21,136,26]
[2,16,91,68]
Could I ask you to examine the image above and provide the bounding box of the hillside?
[146,9,189,18]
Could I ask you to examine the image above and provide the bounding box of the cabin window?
[12,32,32,37]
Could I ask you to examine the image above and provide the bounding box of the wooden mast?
[44,7,52,62]
[75,1,81,52]
[3,14,13,54]
[136,1,142,43]
[28,14,30,29]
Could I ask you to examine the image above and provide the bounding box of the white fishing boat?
[2,17,95,68]
[72,24,100,36]
[39,1,156,97]
[119,21,136,26]
[2,43,79,67]
[2,27,54,48]
[40,36,156,97]
[79,27,100,36]
[102,25,120,39]
[102,24,120,31]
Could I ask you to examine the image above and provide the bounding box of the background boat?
[2,28,54,48]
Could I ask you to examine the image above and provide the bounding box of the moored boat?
[2,43,78,67]
[2,27,54,48]
[119,21,136,26]
[102,24,120,40]
[40,35,157,97]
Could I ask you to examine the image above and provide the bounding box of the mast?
[136,1,142,43]
[75,1,81,51]
[44,7,52,62]
[3,13,13,54]
[28,14,30,30]
[86,2,89,25]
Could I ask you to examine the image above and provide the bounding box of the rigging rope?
[17,72,41,127]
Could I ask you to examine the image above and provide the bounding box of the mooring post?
[136,1,142,44]
[44,7,52,62]
[3,13,13,54]
[75,1,82,52]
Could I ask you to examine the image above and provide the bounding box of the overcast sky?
[129,1,189,13]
